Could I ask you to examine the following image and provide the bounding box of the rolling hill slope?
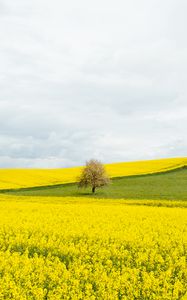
[5,166,187,201]
[0,157,186,190]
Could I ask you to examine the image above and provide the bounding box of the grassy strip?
[2,167,187,202]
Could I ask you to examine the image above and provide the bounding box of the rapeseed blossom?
[0,195,186,299]
[0,157,186,190]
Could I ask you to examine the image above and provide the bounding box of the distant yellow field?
[0,157,186,190]
[105,157,187,178]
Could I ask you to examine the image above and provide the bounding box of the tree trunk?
[92,186,96,193]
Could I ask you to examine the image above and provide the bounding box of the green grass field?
[3,167,187,201]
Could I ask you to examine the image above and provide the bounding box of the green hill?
[3,166,187,201]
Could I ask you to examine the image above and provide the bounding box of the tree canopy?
[78,159,110,193]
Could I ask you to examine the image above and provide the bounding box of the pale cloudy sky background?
[0,0,186,167]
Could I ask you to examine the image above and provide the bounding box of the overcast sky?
[0,0,186,168]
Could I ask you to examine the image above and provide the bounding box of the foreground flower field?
[0,195,187,299]
[0,157,186,190]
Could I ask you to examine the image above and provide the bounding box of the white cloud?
[0,0,186,167]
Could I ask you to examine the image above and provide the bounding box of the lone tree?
[78,159,110,193]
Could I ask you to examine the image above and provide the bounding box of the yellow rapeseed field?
[0,157,186,190]
[0,195,187,299]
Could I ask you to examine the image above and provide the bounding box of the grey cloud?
[0,0,186,167]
